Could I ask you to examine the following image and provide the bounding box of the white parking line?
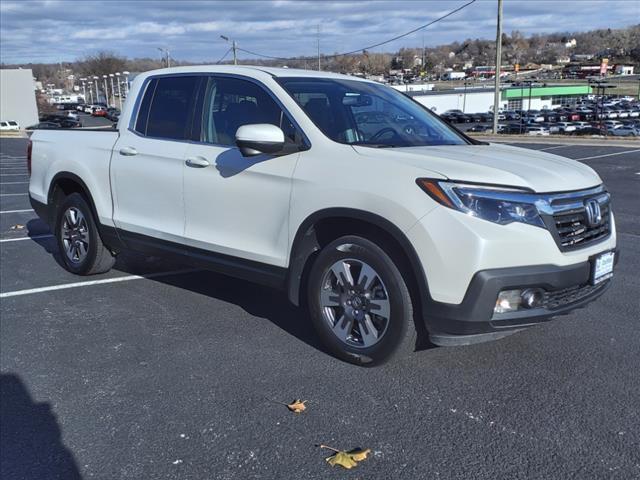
[539,145,573,151]
[0,182,28,185]
[575,149,640,161]
[0,268,198,299]
[0,234,53,243]
[0,193,28,196]
[0,174,29,176]
[0,209,34,214]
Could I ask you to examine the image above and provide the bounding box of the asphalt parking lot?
[1,137,639,479]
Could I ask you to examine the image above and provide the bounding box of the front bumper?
[425,252,618,346]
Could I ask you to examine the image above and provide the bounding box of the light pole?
[80,78,87,103]
[492,0,503,134]
[109,74,115,107]
[122,71,130,98]
[115,73,123,110]
[93,76,100,103]
[462,80,472,113]
[103,75,109,107]
[220,35,237,65]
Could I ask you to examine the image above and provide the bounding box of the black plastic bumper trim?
[425,251,618,338]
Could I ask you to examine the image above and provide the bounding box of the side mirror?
[235,124,285,157]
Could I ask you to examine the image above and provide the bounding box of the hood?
[353,143,602,193]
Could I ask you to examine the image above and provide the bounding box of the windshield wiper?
[351,143,397,148]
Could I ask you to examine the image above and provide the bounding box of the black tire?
[307,235,415,366]
[55,192,115,275]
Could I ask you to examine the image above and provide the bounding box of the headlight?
[416,179,545,228]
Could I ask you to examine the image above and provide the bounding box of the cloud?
[1,0,638,63]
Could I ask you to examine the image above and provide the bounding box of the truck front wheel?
[307,235,415,366]
[55,193,115,275]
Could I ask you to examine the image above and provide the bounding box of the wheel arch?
[286,208,430,312]
[47,172,122,251]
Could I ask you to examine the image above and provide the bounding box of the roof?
[138,65,371,82]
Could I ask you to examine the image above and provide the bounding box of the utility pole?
[492,0,503,134]
[157,48,171,68]
[317,24,321,71]
[220,36,238,65]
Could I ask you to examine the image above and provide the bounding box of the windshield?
[277,77,467,147]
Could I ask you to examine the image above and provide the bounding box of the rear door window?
[134,76,200,140]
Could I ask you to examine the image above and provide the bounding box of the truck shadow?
[27,220,432,357]
[0,373,82,480]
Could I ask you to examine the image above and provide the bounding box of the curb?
[468,134,640,148]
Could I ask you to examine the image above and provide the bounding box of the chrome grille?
[537,185,612,252]
[553,203,611,249]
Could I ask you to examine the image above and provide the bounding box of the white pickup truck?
[28,66,617,365]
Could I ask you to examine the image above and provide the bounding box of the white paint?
[575,149,640,161]
[0,193,28,196]
[0,182,29,185]
[0,268,197,298]
[0,173,29,176]
[0,209,33,214]
[0,234,53,242]
[539,145,572,151]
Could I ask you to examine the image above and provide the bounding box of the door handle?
[119,146,138,156]
[185,156,210,168]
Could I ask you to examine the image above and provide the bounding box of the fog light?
[521,288,545,309]
[494,289,522,313]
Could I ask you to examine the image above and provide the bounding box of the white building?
[409,84,592,114]
[615,65,634,75]
[391,83,435,93]
[0,69,39,129]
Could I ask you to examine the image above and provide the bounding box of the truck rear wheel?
[55,193,115,275]
[307,235,415,366]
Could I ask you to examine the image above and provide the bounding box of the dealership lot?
[1,138,639,479]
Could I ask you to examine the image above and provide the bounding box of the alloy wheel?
[319,258,391,348]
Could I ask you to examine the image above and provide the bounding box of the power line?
[216,47,233,64]
[236,0,477,61]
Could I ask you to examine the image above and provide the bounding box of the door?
[111,75,201,242]
[182,76,302,267]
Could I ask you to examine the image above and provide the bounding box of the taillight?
[27,139,32,176]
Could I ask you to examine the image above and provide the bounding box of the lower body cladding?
[424,252,618,347]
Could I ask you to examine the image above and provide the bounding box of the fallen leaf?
[319,444,370,469]
[347,448,371,461]
[286,399,307,413]
[326,451,358,469]
[10,224,25,230]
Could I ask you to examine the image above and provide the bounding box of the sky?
[1,0,638,64]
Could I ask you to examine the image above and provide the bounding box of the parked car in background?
[0,120,20,131]
[26,122,62,130]
[574,126,605,136]
[92,107,108,117]
[609,127,638,136]
[526,126,550,136]
[105,108,121,121]
[556,122,577,133]
[466,125,491,132]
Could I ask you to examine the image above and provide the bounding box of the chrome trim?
[441,183,609,218]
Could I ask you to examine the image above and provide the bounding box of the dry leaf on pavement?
[286,399,307,413]
[319,444,371,469]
